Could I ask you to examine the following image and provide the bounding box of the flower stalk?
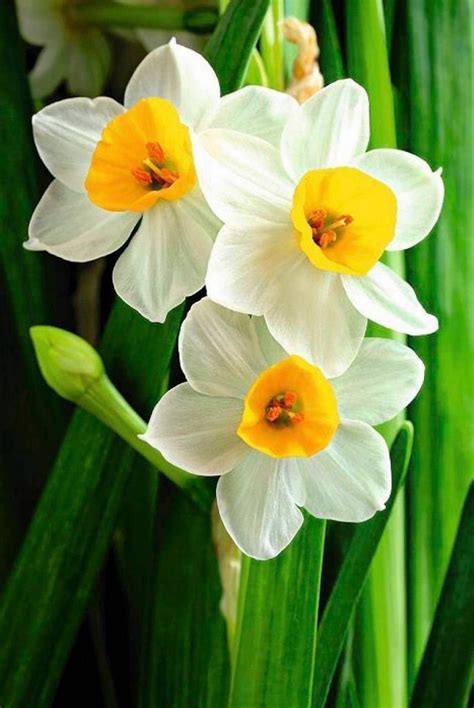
[260,0,285,90]
[30,326,212,510]
[70,3,218,34]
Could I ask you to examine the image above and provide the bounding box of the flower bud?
[30,326,104,403]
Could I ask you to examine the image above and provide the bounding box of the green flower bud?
[30,326,104,403]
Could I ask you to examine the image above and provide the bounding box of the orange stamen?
[265,391,303,425]
[309,210,353,248]
[283,391,298,407]
[146,141,165,162]
[131,167,152,185]
[266,405,282,422]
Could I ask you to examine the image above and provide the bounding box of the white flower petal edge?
[141,383,248,476]
[201,85,299,147]
[32,97,124,192]
[112,190,214,322]
[297,420,391,522]
[179,300,268,399]
[331,338,425,425]
[29,41,68,100]
[25,180,139,262]
[124,39,220,129]
[342,262,438,335]
[136,29,206,55]
[192,130,294,228]
[281,79,370,181]
[265,260,367,378]
[216,452,304,560]
[352,149,444,251]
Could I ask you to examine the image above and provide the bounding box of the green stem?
[260,0,285,90]
[346,1,407,706]
[71,2,217,33]
[79,375,212,511]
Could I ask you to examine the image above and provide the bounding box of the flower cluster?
[28,41,443,559]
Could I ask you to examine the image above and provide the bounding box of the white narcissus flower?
[26,40,298,322]
[142,298,425,560]
[194,79,444,378]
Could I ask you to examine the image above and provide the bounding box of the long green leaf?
[346,3,408,705]
[0,0,70,560]
[0,1,271,704]
[205,0,271,93]
[312,423,414,707]
[405,0,474,683]
[311,0,345,83]
[410,483,474,707]
[0,302,183,708]
[229,517,326,707]
[138,487,230,707]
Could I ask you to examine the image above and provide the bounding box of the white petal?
[113,191,215,322]
[179,299,268,399]
[124,39,220,129]
[29,41,68,99]
[33,96,123,192]
[217,452,303,559]
[206,223,298,315]
[136,29,206,54]
[342,262,438,335]
[265,262,367,377]
[66,31,112,98]
[208,225,367,377]
[352,149,444,251]
[203,86,299,147]
[281,79,370,181]
[331,338,425,425]
[298,420,391,522]
[25,180,138,262]
[192,130,293,228]
[142,383,247,476]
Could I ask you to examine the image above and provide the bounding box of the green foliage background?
[0,0,472,706]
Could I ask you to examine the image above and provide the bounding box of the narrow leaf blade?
[312,423,414,706]
[410,483,474,708]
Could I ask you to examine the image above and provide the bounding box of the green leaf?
[205,0,271,93]
[0,0,71,564]
[0,1,271,703]
[229,517,326,707]
[0,302,183,708]
[410,483,474,707]
[311,0,345,83]
[312,423,414,707]
[138,487,230,708]
[404,0,474,684]
[345,3,408,705]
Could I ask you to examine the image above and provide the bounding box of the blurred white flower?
[16,0,112,98]
[16,0,207,99]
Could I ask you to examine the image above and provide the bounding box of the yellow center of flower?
[237,355,339,458]
[85,97,196,212]
[291,167,397,276]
